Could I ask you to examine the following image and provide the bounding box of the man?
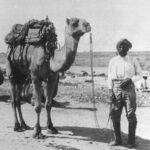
[108,39,141,148]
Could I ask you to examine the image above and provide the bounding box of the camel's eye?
[73,20,79,28]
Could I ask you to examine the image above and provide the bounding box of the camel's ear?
[66,18,70,25]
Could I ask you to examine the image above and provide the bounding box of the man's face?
[117,46,128,57]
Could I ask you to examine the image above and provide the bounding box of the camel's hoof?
[14,123,24,132]
[33,132,45,139]
[14,127,25,132]
[47,127,58,134]
[33,125,45,139]
[21,122,32,130]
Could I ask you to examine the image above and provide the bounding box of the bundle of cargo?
[5,17,57,56]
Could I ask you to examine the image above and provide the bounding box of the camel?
[6,17,91,138]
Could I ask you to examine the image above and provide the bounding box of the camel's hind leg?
[32,78,44,138]
[6,60,22,132]
[44,73,58,134]
[16,83,31,130]
[9,82,23,132]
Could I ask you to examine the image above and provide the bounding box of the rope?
[89,33,114,143]
[89,32,101,129]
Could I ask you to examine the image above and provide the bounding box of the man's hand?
[108,89,115,103]
[120,78,132,89]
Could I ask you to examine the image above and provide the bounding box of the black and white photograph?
[0,0,150,149]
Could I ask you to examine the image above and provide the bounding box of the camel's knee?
[35,105,42,113]
[45,101,52,110]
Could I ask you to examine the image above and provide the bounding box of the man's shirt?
[108,55,141,89]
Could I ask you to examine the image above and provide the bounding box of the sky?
[0,0,150,52]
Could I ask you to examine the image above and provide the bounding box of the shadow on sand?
[0,94,149,149]
[42,126,150,150]
[0,94,96,111]
[59,105,97,111]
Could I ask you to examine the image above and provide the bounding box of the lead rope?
[89,33,101,129]
[90,33,114,144]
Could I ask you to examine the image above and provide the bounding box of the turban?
[116,39,132,51]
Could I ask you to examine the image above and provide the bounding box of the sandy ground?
[0,66,150,150]
[0,100,150,150]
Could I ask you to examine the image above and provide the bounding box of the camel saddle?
[5,19,56,45]
[5,18,57,60]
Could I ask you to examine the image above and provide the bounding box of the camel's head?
[66,17,91,38]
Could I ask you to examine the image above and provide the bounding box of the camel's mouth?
[86,25,91,32]
[74,23,91,37]
[82,22,91,33]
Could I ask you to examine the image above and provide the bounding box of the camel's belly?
[10,45,50,79]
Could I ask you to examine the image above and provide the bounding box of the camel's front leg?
[32,78,43,138]
[44,74,58,134]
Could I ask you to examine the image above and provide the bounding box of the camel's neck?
[65,32,79,55]
[49,31,80,72]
